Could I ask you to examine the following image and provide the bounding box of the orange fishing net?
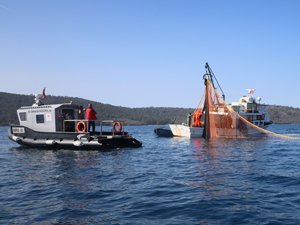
[196,63,300,140]
[202,79,263,139]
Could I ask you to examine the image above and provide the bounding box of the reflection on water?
[190,138,270,202]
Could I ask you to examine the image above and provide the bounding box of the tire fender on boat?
[46,140,56,145]
[12,135,21,142]
[112,121,123,133]
[76,120,87,133]
[73,140,83,147]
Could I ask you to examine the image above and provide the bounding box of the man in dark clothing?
[187,113,192,127]
[78,106,85,119]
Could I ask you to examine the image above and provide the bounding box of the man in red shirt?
[193,109,202,127]
[85,103,97,133]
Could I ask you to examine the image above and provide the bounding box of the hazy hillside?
[268,105,300,124]
[0,92,193,126]
[1,92,300,126]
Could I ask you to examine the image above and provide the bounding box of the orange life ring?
[76,120,87,133]
[112,121,123,133]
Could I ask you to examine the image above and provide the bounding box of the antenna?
[246,88,255,97]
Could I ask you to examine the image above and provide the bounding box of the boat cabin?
[17,103,80,132]
[231,96,259,113]
[230,95,272,126]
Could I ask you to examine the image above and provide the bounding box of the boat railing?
[63,119,126,136]
[63,119,80,132]
[100,120,126,136]
[245,109,259,113]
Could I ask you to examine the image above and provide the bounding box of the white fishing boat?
[155,63,272,139]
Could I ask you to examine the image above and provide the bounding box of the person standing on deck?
[187,113,192,127]
[85,103,97,133]
[193,109,202,127]
[78,106,85,119]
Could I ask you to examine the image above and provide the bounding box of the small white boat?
[155,124,203,138]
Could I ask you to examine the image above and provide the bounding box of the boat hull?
[8,125,142,150]
[155,123,269,139]
[154,127,173,137]
[155,124,204,138]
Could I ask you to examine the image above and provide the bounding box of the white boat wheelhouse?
[230,94,272,127]
[17,103,80,132]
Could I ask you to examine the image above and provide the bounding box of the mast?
[203,77,211,139]
[202,63,223,139]
[204,62,225,101]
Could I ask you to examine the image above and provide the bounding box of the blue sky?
[1,0,300,108]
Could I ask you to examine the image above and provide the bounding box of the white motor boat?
[8,91,142,150]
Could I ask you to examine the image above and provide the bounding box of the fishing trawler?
[8,90,142,150]
[155,63,272,139]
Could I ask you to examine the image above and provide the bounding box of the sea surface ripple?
[1,124,300,224]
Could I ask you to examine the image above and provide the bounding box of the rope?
[238,114,300,140]
[193,92,205,115]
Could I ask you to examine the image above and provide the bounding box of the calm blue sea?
[1,124,300,224]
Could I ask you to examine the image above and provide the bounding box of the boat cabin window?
[231,106,240,112]
[36,114,45,124]
[19,112,27,121]
[62,109,75,120]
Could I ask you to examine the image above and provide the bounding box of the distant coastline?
[1,91,300,126]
